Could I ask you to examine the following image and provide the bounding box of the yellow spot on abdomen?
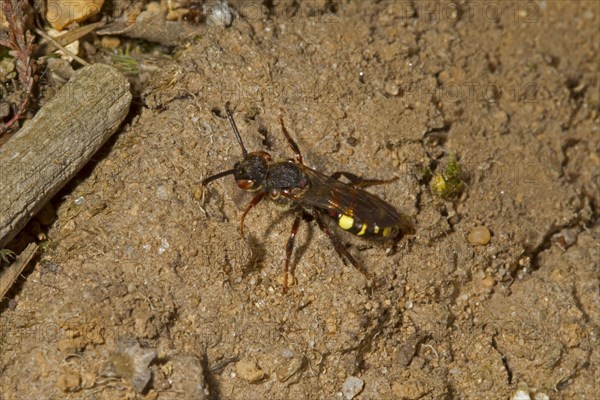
[383,227,391,237]
[373,225,380,234]
[338,214,354,230]
[357,223,368,236]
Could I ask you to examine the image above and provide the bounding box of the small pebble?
[207,2,234,27]
[156,185,169,200]
[158,238,170,255]
[101,343,157,393]
[511,389,531,400]
[100,36,121,49]
[467,226,491,246]
[0,58,16,82]
[342,376,364,399]
[0,102,11,119]
[481,275,495,288]
[281,349,294,358]
[385,81,400,96]
[277,356,305,382]
[46,0,104,30]
[235,359,265,383]
[56,369,81,392]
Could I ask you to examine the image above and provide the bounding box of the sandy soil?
[1,1,599,399]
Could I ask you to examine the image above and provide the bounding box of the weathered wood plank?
[0,63,131,248]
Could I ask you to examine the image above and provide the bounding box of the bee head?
[233,151,272,191]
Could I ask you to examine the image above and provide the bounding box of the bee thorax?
[266,162,307,190]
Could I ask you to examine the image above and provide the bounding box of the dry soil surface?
[1,1,599,399]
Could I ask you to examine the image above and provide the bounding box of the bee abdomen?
[335,213,398,238]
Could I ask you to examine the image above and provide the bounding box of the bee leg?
[311,208,370,279]
[279,113,303,163]
[283,214,302,293]
[331,171,398,188]
[240,192,267,237]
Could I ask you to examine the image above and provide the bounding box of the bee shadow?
[260,207,315,280]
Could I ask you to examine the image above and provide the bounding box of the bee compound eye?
[237,179,254,190]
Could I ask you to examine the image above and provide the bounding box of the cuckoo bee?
[202,103,409,291]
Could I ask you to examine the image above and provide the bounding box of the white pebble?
[512,389,531,400]
[342,376,364,400]
[207,2,234,27]
[158,238,170,254]
[385,81,400,96]
[156,185,169,200]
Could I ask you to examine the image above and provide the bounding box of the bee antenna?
[202,168,236,186]
[225,102,248,157]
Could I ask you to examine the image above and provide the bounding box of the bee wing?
[290,166,404,227]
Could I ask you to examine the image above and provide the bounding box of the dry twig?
[0,243,38,300]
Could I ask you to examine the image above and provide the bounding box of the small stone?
[0,56,15,77]
[551,227,578,250]
[156,185,169,200]
[467,226,491,246]
[101,343,157,393]
[207,2,234,27]
[57,337,85,354]
[277,356,305,382]
[100,36,121,49]
[47,0,104,31]
[342,376,364,399]
[80,371,96,389]
[168,355,208,399]
[385,81,400,96]
[325,316,337,334]
[512,389,531,400]
[235,359,265,383]
[481,275,495,288]
[281,349,294,358]
[0,101,10,119]
[56,369,81,392]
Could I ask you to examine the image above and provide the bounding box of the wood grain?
[0,63,131,248]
